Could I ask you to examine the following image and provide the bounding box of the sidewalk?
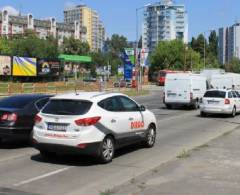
[113,127,240,195]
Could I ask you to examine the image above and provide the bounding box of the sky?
[0,0,239,41]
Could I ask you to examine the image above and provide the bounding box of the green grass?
[123,89,149,97]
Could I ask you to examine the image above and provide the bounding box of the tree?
[105,34,129,55]
[226,57,240,73]
[191,34,206,58]
[61,36,90,55]
[185,48,203,71]
[150,40,185,71]
[8,30,59,59]
[0,37,12,55]
[104,34,129,75]
[44,35,59,59]
[208,31,218,57]
[91,52,107,67]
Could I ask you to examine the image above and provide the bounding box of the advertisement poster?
[122,51,133,80]
[37,59,60,76]
[0,56,11,76]
[13,56,37,76]
[124,48,135,66]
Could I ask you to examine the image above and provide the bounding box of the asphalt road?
[0,90,240,195]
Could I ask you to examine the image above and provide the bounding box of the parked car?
[200,89,240,117]
[164,73,207,109]
[33,92,157,163]
[83,77,97,82]
[0,94,52,143]
[114,80,132,88]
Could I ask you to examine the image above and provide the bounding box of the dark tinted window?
[42,99,92,115]
[204,91,226,98]
[98,97,123,112]
[232,91,237,98]
[228,92,233,98]
[0,96,35,109]
[35,98,50,110]
[118,96,139,112]
[235,91,240,98]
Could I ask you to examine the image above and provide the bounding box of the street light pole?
[136,4,151,92]
[204,31,206,69]
[135,8,140,92]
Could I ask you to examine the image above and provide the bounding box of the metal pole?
[157,11,159,45]
[204,31,206,69]
[136,8,140,92]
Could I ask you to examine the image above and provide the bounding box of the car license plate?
[47,123,68,132]
[168,93,176,97]
[208,101,219,105]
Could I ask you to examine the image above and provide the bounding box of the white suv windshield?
[42,99,92,115]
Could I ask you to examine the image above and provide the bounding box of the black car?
[0,94,52,143]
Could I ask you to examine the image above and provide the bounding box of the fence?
[0,81,114,96]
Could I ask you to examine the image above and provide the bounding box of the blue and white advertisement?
[122,50,133,80]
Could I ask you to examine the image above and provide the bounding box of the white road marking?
[14,167,71,187]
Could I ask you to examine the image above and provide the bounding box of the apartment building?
[142,0,188,52]
[219,23,240,64]
[64,5,105,51]
[0,9,87,44]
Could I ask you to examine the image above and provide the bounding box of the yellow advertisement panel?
[13,56,37,76]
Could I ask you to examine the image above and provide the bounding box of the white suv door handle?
[129,117,134,121]
[111,119,116,123]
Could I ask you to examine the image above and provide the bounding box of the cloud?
[1,6,19,16]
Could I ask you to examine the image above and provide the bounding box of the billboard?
[0,56,11,76]
[122,50,133,80]
[13,56,37,76]
[124,48,135,66]
[37,59,60,76]
[140,48,149,67]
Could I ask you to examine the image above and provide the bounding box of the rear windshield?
[204,91,226,98]
[0,96,34,109]
[42,99,92,115]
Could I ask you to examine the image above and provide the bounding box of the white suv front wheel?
[144,125,156,148]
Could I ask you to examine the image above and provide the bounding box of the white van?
[211,73,240,90]
[164,73,207,109]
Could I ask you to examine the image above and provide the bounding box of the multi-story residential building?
[142,0,188,52]
[0,9,87,45]
[218,23,240,64]
[64,5,105,51]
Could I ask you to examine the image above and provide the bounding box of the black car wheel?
[231,106,236,118]
[98,136,115,164]
[144,125,156,148]
[200,111,207,117]
[166,104,172,109]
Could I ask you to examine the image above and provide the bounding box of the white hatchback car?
[200,89,240,117]
[33,92,157,163]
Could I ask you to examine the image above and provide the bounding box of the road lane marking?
[14,167,71,187]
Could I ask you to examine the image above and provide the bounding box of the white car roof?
[51,92,127,102]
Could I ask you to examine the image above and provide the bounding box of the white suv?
[200,89,240,117]
[33,92,157,163]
